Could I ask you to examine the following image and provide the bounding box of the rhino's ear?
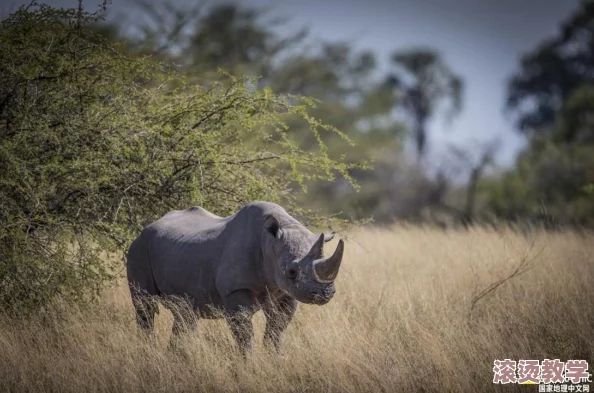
[264,215,282,240]
[323,232,335,243]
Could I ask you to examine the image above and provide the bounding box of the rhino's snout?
[309,286,335,305]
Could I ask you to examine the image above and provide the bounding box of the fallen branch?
[468,238,547,320]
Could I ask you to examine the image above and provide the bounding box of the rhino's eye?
[286,268,297,280]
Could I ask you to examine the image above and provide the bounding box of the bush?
[0,3,360,315]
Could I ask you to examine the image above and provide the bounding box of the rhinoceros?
[126,201,344,354]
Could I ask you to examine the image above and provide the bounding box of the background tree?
[108,1,407,221]
[506,0,594,136]
[385,49,463,160]
[482,0,594,227]
[120,0,308,83]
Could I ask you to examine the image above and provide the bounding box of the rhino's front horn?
[313,239,344,283]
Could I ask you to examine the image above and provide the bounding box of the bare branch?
[468,239,547,319]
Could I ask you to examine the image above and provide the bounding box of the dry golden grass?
[1,226,593,393]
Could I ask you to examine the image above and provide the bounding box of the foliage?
[119,0,308,83]
[106,2,435,221]
[386,48,463,159]
[486,136,594,227]
[267,43,404,219]
[507,1,594,135]
[485,1,594,227]
[0,3,361,315]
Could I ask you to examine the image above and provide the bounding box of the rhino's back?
[150,206,226,237]
[143,207,234,308]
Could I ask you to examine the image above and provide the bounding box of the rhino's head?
[261,215,344,305]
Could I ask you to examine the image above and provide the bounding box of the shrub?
[0,3,361,315]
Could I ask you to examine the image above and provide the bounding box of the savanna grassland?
[0,226,593,393]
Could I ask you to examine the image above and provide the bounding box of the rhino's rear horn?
[313,239,344,283]
[307,233,325,258]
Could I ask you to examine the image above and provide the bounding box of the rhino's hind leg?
[127,233,160,334]
[130,288,159,333]
[170,301,198,338]
[164,298,199,354]
[168,313,198,353]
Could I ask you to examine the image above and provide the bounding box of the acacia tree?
[386,49,463,160]
[0,4,361,315]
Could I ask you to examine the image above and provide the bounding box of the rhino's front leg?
[223,290,256,357]
[263,296,297,353]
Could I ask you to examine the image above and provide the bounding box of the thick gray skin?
[126,201,344,354]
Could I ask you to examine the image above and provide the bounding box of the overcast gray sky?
[5,0,582,168]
